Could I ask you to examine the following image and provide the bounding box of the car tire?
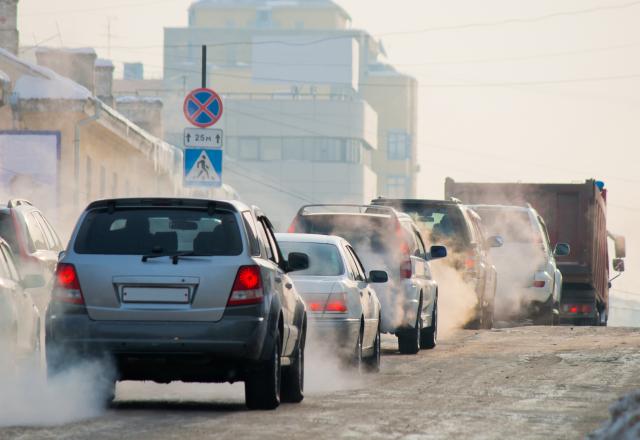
[481,305,494,330]
[421,300,438,349]
[281,328,304,404]
[245,331,281,410]
[398,302,422,355]
[364,321,381,373]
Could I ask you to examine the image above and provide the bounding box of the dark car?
[372,198,502,329]
[0,199,62,309]
[46,198,309,410]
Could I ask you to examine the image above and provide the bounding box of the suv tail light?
[395,219,411,256]
[287,218,299,233]
[464,251,477,270]
[52,263,84,305]
[228,265,263,306]
[400,259,412,279]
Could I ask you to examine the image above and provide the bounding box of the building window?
[282,138,306,161]
[386,176,409,198]
[261,138,281,161]
[226,46,237,65]
[256,9,272,28]
[294,21,305,30]
[239,138,260,160]
[388,131,411,160]
[225,20,236,29]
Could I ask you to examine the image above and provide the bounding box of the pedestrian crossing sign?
[184,147,222,187]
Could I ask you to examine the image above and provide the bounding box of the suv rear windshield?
[297,214,398,254]
[388,203,470,248]
[74,208,242,256]
[472,208,539,244]
[279,241,344,276]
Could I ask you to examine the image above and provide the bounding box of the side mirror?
[487,235,504,248]
[58,251,66,261]
[287,252,309,272]
[428,245,447,261]
[21,273,45,289]
[368,270,388,283]
[554,243,571,257]
[613,258,625,272]
[614,236,626,259]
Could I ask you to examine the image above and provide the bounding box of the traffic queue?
[0,178,626,410]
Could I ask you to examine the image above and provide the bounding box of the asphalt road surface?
[3,326,640,440]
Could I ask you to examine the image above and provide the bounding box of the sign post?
[182,82,224,188]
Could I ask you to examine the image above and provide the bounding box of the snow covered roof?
[116,95,163,105]
[14,74,92,100]
[35,47,97,56]
[95,58,114,68]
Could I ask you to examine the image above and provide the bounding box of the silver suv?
[288,205,447,354]
[46,198,309,410]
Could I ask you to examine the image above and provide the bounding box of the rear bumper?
[46,308,272,382]
[376,280,420,334]
[307,316,360,356]
[494,285,553,320]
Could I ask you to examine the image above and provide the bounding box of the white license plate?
[122,287,189,304]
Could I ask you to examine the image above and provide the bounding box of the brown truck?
[444,178,626,325]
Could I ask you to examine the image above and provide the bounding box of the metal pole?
[201,45,207,88]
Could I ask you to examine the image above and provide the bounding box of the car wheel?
[481,305,494,330]
[421,300,438,349]
[245,330,281,410]
[398,302,422,355]
[281,328,304,404]
[364,320,381,373]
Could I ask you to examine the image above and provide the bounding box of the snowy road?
[2,326,640,439]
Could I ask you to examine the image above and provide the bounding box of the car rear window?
[74,208,243,255]
[393,204,470,247]
[473,208,539,243]
[297,214,398,254]
[278,241,344,276]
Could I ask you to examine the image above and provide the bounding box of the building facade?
[152,0,418,227]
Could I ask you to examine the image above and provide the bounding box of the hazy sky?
[18,0,640,298]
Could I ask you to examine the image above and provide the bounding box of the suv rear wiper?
[141,251,204,264]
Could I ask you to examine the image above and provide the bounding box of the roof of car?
[373,197,462,207]
[297,204,399,218]
[275,233,345,246]
[469,204,535,214]
[85,198,251,212]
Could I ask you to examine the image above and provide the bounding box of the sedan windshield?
[279,241,344,276]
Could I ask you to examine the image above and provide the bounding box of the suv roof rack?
[449,197,462,204]
[7,199,33,208]
[297,204,396,217]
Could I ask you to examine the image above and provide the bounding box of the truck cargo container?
[444,178,625,325]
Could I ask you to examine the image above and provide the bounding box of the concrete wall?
[0,0,18,55]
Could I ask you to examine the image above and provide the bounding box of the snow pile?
[116,95,163,104]
[588,390,640,440]
[14,74,92,100]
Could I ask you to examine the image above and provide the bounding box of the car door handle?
[275,277,282,283]
[285,283,293,289]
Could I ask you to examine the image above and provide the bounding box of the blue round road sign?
[183,88,223,128]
